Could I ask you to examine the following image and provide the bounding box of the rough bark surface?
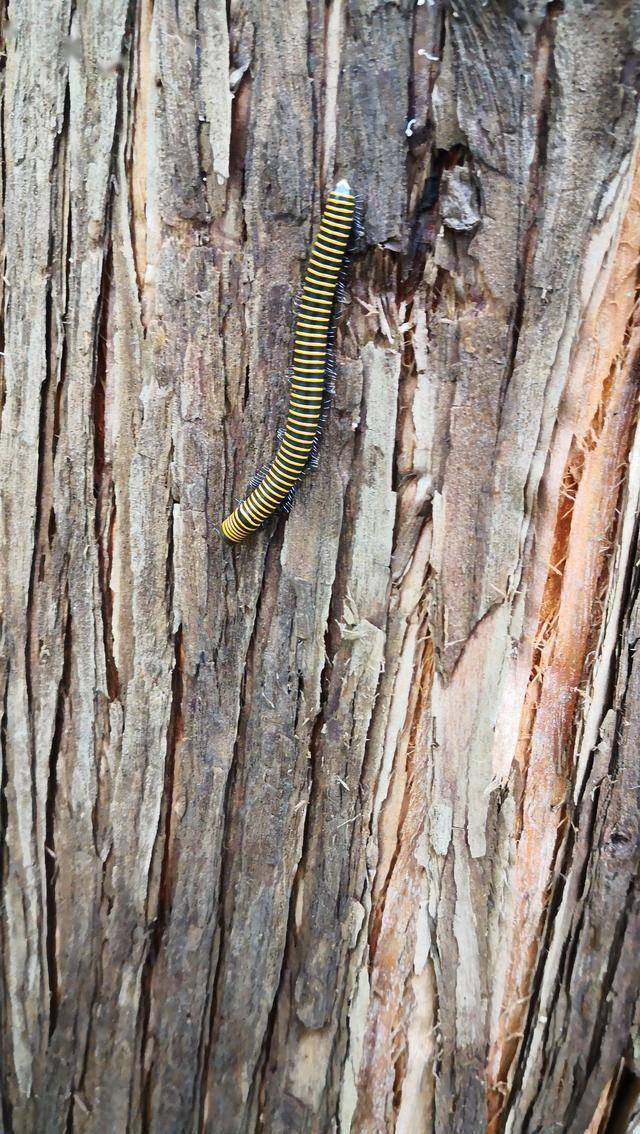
[0,1,639,1132]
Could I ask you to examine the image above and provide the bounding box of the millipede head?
[350,194,366,250]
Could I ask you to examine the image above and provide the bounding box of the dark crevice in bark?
[577,643,640,1111]
[0,1088,12,1133]
[404,0,445,206]
[406,0,418,146]
[227,16,252,189]
[578,878,637,1105]
[164,442,176,619]
[52,194,72,464]
[0,667,8,874]
[606,1067,640,1133]
[499,1,560,420]
[75,844,112,1112]
[90,0,135,709]
[511,817,588,1126]
[138,463,181,1126]
[0,38,9,1103]
[519,818,586,1120]
[392,276,419,498]
[0,664,13,1134]
[140,619,184,1133]
[305,0,319,215]
[193,0,216,224]
[45,599,72,1040]
[48,14,73,469]
[125,0,147,311]
[557,809,595,986]
[405,146,446,289]
[404,0,447,279]
[93,241,120,703]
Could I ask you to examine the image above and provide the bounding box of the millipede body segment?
[220,181,359,544]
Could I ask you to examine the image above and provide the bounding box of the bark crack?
[45,597,72,1040]
[499,2,559,419]
[140,620,184,1132]
[93,240,120,703]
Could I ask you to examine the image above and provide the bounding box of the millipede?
[220,180,362,544]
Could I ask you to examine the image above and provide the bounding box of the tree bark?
[1,1,639,1131]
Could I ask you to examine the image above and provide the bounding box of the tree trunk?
[1,1,639,1131]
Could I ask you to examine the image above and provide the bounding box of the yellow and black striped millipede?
[220,181,360,544]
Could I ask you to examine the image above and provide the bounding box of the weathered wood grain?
[0,1,639,1132]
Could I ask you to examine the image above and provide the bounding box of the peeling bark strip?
[0,2,639,1133]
